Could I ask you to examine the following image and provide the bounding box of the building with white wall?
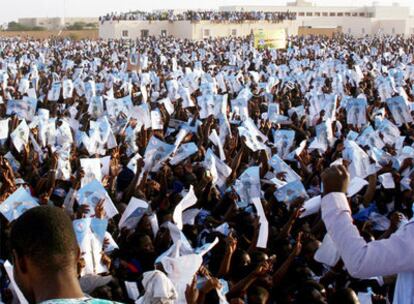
[99,1,414,40]
[221,0,414,36]
[100,20,297,40]
[18,17,98,30]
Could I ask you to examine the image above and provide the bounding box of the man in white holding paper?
[321,165,414,303]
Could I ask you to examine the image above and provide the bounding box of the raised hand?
[185,276,199,304]
[321,165,350,195]
[94,199,106,219]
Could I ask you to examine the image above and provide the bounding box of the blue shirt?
[39,298,123,304]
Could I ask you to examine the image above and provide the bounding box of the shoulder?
[399,219,414,232]
[87,300,123,304]
[40,299,123,304]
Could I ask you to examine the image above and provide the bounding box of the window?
[348,28,351,34]
[298,12,305,16]
[231,29,237,36]
[306,12,313,16]
[337,12,343,16]
[122,30,129,37]
[315,12,321,16]
[203,29,210,37]
[329,12,336,16]
[345,12,351,16]
[359,12,365,17]
[322,12,328,16]
[392,28,396,34]
[352,12,358,16]
[361,28,365,34]
[161,30,167,37]
[141,29,149,38]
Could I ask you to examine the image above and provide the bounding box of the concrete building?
[99,1,414,40]
[18,17,98,30]
[100,20,297,40]
[220,1,414,36]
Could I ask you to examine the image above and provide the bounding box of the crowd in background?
[0,33,413,303]
[99,10,296,24]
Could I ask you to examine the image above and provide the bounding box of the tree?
[66,21,98,31]
[66,22,86,31]
[7,22,28,31]
[6,22,45,31]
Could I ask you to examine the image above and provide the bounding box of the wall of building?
[406,19,414,35]
[298,26,341,37]
[18,17,98,30]
[64,17,98,24]
[371,5,410,20]
[374,19,408,35]
[98,2,414,40]
[99,20,194,40]
[99,16,414,40]
[191,20,296,40]
[99,22,117,39]
[99,20,296,40]
[17,18,38,27]
[219,3,413,21]
[19,17,63,29]
[298,17,374,37]
[169,21,194,39]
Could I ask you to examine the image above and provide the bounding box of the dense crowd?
[0,33,413,304]
[99,10,296,23]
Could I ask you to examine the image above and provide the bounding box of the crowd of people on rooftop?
[99,10,296,24]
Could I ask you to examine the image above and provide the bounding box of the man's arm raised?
[321,165,414,278]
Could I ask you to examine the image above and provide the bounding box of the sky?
[0,0,412,24]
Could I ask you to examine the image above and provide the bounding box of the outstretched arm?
[321,166,414,279]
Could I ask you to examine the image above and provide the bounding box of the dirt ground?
[0,29,99,40]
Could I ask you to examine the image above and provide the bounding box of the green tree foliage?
[7,21,46,31]
[66,22,97,30]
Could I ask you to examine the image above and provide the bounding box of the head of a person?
[247,285,270,304]
[126,232,155,256]
[250,251,269,269]
[9,206,79,302]
[296,281,327,304]
[329,288,360,304]
[302,238,321,263]
[229,249,251,281]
